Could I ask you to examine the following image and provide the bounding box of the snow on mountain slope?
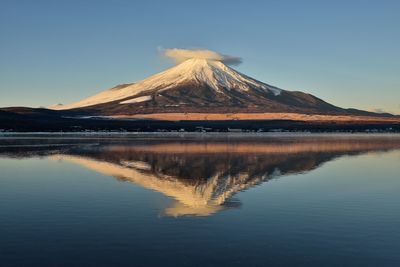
[52,58,282,110]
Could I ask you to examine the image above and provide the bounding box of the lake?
[1,133,400,267]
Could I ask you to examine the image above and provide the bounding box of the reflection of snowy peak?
[53,59,283,110]
[51,155,285,217]
[3,136,400,216]
[52,138,397,216]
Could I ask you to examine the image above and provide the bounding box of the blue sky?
[1,0,399,114]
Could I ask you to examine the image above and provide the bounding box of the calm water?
[1,133,400,267]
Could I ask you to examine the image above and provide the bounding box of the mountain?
[51,58,380,117]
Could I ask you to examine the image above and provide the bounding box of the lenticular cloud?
[162,48,242,66]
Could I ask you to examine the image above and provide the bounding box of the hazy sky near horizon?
[1,0,399,114]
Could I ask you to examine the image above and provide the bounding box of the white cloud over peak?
[161,48,242,66]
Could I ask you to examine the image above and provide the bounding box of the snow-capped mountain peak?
[52,58,282,110]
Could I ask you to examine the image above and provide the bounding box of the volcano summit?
[53,56,364,117]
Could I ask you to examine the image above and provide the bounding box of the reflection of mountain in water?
[2,135,400,216]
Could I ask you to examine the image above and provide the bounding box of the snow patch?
[120,95,152,104]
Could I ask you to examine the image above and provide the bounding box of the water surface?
[1,134,400,266]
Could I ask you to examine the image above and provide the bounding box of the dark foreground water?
[1,133,400,267]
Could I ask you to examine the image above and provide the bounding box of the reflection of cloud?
[165,202,222,217]
[161,48,242,66]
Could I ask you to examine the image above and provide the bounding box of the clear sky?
[1,0,399,114]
